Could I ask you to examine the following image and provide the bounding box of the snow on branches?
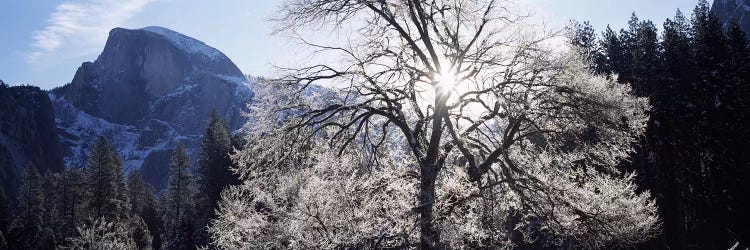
[211,0,660,248]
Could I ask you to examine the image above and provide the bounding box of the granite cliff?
[0,81,64,199]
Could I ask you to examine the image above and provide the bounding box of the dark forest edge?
[570,0,750,248]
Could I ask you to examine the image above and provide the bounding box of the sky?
[0,0,704,90]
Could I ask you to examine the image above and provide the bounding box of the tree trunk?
[419,162,440,249]
[417,92,448,248]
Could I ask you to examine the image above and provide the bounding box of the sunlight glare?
[434,63,460,96]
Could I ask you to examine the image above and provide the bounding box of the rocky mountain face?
[713,0,750,35]
[51,27,255,190]
[0,81,64,199]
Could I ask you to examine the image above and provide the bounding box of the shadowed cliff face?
[713,0,750,36]
[0,82,64,200]
[54,27,248,132]
[50,27,254,190]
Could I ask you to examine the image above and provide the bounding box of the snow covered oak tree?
[210,0,659,248]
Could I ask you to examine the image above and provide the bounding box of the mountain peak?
[51,26,253,189]
[56,25,250,127]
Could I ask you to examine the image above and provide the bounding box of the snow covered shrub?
[67,217,137,250]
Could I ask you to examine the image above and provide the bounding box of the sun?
[434,63,460,96]
[413,61,470,115]
[428,62,486,118]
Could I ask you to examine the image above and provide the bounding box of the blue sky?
[0,0,703,90]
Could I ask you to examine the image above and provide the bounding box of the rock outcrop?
[713,0,750,36]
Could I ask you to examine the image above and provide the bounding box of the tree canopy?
[210,0,659,248]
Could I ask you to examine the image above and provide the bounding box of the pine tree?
[7,164,43,249]
[690,2,732,247]
[630,17,661,186]
[571,21,606,72]
[725,18,750,147]
[662,10,694,115]
[56,166,88,238]
[129,215,153,250]
[648,10,696,249]
[85,136,130,221]
[38,172,61,248]
[128,171,161,249]
[598,25,626,77]
[632,19,661,95]
[725,19,750,119]
[614,13,641,84]
[162,143,195,249]
[128,171,151,216]
[14,164,43,227]
[691,0,729,115]
[194,110,238,245]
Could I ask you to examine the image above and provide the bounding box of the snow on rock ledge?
[141,26,225,61]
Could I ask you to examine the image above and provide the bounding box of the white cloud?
[28,0,156,63]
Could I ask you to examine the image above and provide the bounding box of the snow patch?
[217,74,255,100]
[140,26,225,61]
[50,93,189,173]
